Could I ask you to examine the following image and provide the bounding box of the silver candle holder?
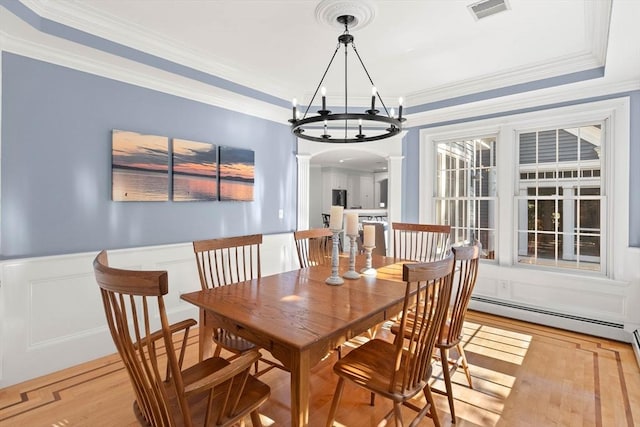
[325,229,344,285]
[360,246,377,276]
[343,234,360,280]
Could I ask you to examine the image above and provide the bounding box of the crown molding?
[406,49,602,108]
[406,79,639,129]
[0,12,287,126]
[17,0,613,109]
[8,0,620,127]
[18,0,289,99]
[382,0,611,108]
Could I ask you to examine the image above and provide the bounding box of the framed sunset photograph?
[172,138,217,201]
[111,130,169,201]
[218,146,255,201]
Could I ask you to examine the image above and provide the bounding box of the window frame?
[433,135,499,259]
[419,97,630,279]
[514,122,606,272]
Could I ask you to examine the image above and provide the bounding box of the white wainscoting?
[469,262,635,342]
[0,233,297,388]
[1,233,638,388]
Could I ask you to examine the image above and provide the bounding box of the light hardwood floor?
[1,311,638,426]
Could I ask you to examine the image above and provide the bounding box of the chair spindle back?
[293,228,333,268]
[94,251,185,426]
[193,234,262,289]
[392,254,454,395]
[442,242,481,346]
[392,222,451,262]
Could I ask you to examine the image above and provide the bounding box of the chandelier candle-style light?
[289,14,405,143]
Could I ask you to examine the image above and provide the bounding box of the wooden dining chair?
[326,254,455,427]
[93,250,270,427]
[293,228,333,268]
[389,241,480,423]
[432,241,481,422]
[392,222,452,262]
[192,234,263,369]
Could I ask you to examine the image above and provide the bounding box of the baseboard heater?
[470,296,625,329]
[633,330,640,367]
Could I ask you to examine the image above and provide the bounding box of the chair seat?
[390,307,463,348]
[134,356,271,427]
[174,357,270,426]
[214,329,257,353]
[333,338,431,402]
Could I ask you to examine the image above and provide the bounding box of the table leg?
[290,350,311,426]
[198,309,214,361]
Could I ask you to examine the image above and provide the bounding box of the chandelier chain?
[351,43,390,117]
[301,42,342,120]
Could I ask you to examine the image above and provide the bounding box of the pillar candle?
[363,224,375,247]
[329,205,344,230]
[345,213,358,236]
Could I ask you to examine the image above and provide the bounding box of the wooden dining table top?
[180,255,406,357]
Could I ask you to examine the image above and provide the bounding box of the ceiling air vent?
[468,0,510,20]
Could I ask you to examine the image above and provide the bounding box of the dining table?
[180,254,408,426]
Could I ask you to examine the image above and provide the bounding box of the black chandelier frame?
[289,14,405,143]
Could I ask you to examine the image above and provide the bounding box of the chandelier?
[289,14,405,143]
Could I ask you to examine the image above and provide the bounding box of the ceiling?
[16,0,638,171]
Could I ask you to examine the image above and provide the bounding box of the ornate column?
[296,153,311,230]
[386,154,404,256]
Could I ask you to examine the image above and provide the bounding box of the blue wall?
[1,53,297,258]
[402,91,640,247]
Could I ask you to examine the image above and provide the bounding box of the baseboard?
[633,330,640,368]
[469,296,629,342]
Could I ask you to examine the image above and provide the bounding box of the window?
[422,98,628,278]
[434,137,497,259]
[516,125,603,271]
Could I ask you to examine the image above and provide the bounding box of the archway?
[296,135,404,232]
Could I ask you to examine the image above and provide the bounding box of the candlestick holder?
[343,234,360,279]
[360,246,377,276]
[325,229,344,285]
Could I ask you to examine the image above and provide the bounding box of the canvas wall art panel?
[172,138,217,201]
[112,129,169,201]
[218,146,255,201]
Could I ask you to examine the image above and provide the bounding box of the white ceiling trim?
[18,0,612,109]
[0,10,287,126]
[19,0,287,99]
[406,49,602,107]
[407,78,639,130]
[408,0,611,107]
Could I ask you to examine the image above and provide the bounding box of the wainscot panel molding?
[0,232,297,388]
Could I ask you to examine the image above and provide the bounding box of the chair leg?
[439,347,456,423]
[423,386,441,427]
[326,377,345,427]
[250,410,263,427]
[393,402,405,427]
[370,392,375,406]
[456,342,473,389]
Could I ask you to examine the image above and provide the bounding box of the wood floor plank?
[1,311,638,426]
